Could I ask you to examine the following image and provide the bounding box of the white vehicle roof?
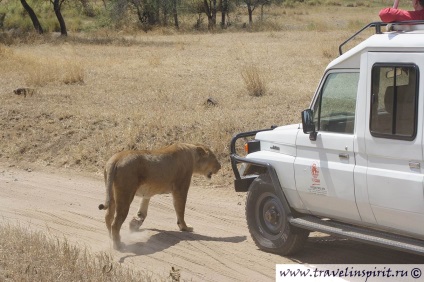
[327,22,424,70]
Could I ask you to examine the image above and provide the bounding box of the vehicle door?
[365,53,424,237]
[294,70,362,222]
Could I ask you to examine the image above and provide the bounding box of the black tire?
[245,176,309,255]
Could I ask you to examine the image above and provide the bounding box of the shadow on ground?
[288,234,424,264]
[118,228,246,263]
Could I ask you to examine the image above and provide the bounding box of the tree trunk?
[173,0,179,29]
[163,0,168,26]
[53,0,67,36]
[245,0,256,24]
[220,0,228,28]
[20,0,44,34]
[211,0,216,27]
[155,0,160,25]
[133,1,145,23]
[248,5,253,24]
[203,0,212,30]
[0,13,5,29]
[260,4,264,21]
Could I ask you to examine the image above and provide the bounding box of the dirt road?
[0,163,422,281]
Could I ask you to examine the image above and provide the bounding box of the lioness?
[98,143,221,250]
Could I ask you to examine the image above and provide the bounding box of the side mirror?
[301,109,317,141]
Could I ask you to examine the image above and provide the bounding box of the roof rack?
[339,20,424,55]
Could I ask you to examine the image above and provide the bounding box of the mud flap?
[234,176,257,192]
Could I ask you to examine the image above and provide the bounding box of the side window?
[370,65,418,140]
[313,72,359,134]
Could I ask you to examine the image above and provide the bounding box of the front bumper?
[229,127,274,192]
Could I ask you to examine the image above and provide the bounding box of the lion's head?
[195,145,221,178]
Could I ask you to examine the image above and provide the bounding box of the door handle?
[409,161,420,169]
[339,153,349,160]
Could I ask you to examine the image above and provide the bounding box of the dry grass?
[0,34,311,180]
[0,44,84,86]
[0,223,156,281]
[23,56,84,86]
[0,4,383,183]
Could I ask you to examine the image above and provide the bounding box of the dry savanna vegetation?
[0,1,393,281]
[0,3,384,177]
[0,223,157,281]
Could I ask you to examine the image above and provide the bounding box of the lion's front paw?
[129,216,145,232]
[178,223,193,232]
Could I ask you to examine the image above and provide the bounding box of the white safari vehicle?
[230,21,424,256]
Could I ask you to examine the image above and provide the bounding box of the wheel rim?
[255,192,286,240]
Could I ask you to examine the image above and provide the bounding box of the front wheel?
[245,177,309,255]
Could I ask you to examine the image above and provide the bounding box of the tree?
[259,0,271,21]
[172,0,179,29]
[110,0,129,22]
[244,0,256,24]
[129,0,158,26]
[129,0,179,29]
[219,0,228,28]
[51,0,68,36]
[243,0,270,24]
[20,0,44,34]
[203,0,217,30]
[0,13,5,29]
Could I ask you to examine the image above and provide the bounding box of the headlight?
[245,140,260,154]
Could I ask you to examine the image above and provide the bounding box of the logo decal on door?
[311,163,320,185]
[308,162,327,196]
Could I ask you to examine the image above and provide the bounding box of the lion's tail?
[98,160,117,210]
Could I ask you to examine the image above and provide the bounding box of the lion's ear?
[196,145,208,157]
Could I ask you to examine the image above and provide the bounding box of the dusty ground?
[0,162,423,282]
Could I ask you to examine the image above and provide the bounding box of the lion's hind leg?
[129,197,150,232]
[111,189,135,250]
[105,200,116,237]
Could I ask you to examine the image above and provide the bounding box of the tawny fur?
[98,143,221,250]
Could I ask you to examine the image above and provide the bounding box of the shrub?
[241,64,267,97]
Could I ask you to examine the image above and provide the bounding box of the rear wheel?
[245,176,309,255]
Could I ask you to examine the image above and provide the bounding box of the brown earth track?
[0,163,422,281]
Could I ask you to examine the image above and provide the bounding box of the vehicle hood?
[255,124,300,156]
